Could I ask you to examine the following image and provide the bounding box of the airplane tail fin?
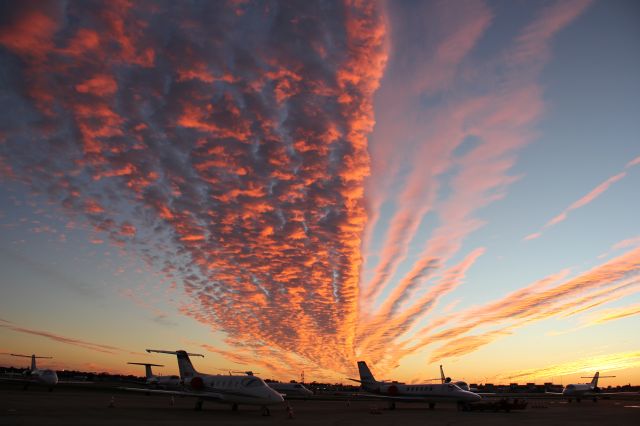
[440,365,445,384]
[581,371,615,389]
[357,361,378,384]
[10,354,52,371]
[128,362,164,378]
[146,349,204,379]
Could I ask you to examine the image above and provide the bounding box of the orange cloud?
[585,302,640,325]
[398,247,640,364]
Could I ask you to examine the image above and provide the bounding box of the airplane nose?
[463,391,481,401]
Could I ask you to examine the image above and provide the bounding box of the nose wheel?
[261,405,270,416]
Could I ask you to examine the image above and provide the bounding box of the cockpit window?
[242,378,262,388]
[294,384,301,388]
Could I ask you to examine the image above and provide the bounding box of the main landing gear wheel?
[388,402,396,410]
[194,400,203,411]
[261,406,271,416]
[232,403,238,411]
[429,403,435,410]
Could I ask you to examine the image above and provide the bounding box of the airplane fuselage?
[25,368,58,387]
[364,381,481,403]
[563,383,597,398]
[183,373,284,405]
[147,375,181,389]
[268,382,313,397]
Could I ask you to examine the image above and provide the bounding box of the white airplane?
[349,361,481,410]
[127,362,181,389]
[121,349,284,415]
[5,354,58,390]
[548,372,617,402]
[267,382,313,398]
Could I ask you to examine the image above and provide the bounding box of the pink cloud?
[526,165,631,240]
[626,155,640,168]
[0,320,126,355]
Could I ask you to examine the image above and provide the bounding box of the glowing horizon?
[1,0,639,387]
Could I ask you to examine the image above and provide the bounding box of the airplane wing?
[350,392,433,402]
[58,380,94,384]
[594,391,640,396]
[0,377,29,383]
[120,386,277,402]
[120,387,226,402]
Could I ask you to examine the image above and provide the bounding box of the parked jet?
[349,361,481,410]
[127,362,181,389]
[548,372,617,402]
[121,349,283,415]
[267,382,313,398]
[4,354,58,390]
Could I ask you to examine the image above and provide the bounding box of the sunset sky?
[1,0,639,386]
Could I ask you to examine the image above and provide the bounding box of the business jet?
[3,354,58,390]
[547,372,618,402]
[348,361,481,410]
[127,362,181,389]
[121,349,283,415]
[267,382,313,398]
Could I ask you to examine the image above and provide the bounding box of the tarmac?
[1,382,639,426]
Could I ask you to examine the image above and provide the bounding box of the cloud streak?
[0,318,126,355]
[500,351,640,383]
[525,155,639,240]
[355,0,594,373]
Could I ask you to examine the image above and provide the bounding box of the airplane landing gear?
[388,401,396,410]
[232,403,238,411]
[429,402,435,410]
[194,399,203,411]
[577,398,581,403]
[261,405,271,416]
